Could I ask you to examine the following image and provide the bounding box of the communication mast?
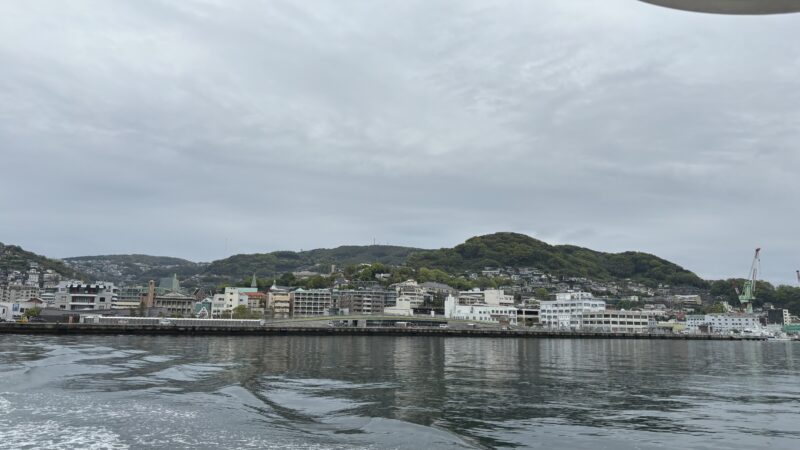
[738,248,760,314]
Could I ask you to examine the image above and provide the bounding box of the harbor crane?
[737,248,760,314]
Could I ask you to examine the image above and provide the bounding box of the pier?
[0,322,768,340]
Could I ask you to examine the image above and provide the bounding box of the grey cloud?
[1,0,798,283]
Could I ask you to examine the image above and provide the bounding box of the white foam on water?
[0,421,128,450]
[0,395,12,415]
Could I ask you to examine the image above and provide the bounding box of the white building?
[25,269,40,287]
[290,289,332,317]
[580,311,654,332]
[212,287,257,313]
[0,299,45,321]
[54,282,119,311]
[555,291,595,301]
[384,298,415,317]
[444,295,518,325]
[457,288,514,306]
[686,314,762,333]
[393,280,425,308]
[540,295,605,329]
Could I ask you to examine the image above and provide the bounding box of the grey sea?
[1,335,798,449]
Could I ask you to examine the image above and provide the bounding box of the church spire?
[251,272,258,289]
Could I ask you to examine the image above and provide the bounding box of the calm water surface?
[0,335,798,449]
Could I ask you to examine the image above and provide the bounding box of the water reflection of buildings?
[389,337,447,423]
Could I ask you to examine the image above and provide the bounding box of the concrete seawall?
[0,323,768,340]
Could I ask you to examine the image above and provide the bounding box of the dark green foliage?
[23,307,42,318]
[203,245,421,281]
[27,233,710,294]
[707,278,800,314]
[407,232,706,288]
[230,305,260,319]
[0,242,85,280]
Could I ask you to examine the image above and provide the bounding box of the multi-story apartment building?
[580,311,654,332]
[290,289,332,317]
[0,285,40,303]
[245,292,268,314]
[392,280,425,308]
[335,289,393,315]
[54,282,119,311]
[212,287,256,312]
[539,294,605,329]
[268,285,292,319]
[25,268,40,287]
[686,314,761,333]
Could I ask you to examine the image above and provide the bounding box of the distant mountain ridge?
[63,254,204,286]
[62,245,422,286]
[58,233,705,289]
[0,242,84,280]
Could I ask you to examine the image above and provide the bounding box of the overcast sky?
[1,0,798,283]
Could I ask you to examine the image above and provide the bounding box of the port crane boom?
[738,248,760,314]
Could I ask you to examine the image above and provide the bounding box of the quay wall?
[0,323,768,340]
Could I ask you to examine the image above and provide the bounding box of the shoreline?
[0,323,769,340]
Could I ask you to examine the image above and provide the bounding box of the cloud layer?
[1,0,798,283]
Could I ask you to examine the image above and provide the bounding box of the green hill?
[407,232,706,288]
[204,245,421,279]
[59,233,706,289]
[0,242,84,279]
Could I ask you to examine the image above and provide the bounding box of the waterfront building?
[767,308,791,326]
[686,314,761,333]
[54,282,119,311]
[335,289,392,315]
[152,292,196,317]
[444,295,518,325]
[539,295,605,329]
[118,286,146,304]
[290,289,332,317]
[516,307,540,326]
[210,286,259,314]
[245,291,268,314]
[0,299,45,321]
[268,284,292,318]
[383,298,415,317]
[580,311,654,332]
[194,299,214,318]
